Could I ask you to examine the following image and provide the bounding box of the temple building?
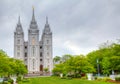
[14,8,53,75]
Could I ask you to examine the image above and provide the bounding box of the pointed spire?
[18,16,21,25]
[44,17,51,34]
[16,15,23,32]
[46,16,48,24]
[29,7,38,29]
[32,6,35,22]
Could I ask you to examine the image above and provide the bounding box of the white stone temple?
[14,8,53,75]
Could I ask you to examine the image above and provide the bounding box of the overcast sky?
[0,0,120,57]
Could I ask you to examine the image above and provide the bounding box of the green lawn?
[18,77,114,84]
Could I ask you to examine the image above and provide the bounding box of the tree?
[14,59,27,76]
[52,63,66,75]
[0,49,11,76]
[53,56,61,64]
[53,55,95,77]
[0,49,27,77]
[61,54,72,62]
[87,41,120,75]
[101,57,111,76]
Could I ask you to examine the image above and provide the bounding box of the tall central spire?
[30,7,38,29]
[32,6,35,22]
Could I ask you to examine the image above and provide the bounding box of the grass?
[18,77,114,84]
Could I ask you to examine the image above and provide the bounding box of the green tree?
[53,56,61,64]
[0,49,27,77]
[53,55,95,77]
[101,57,111,76]
[61,54,72,62]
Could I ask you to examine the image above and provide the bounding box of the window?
[25,46,27,49]
[40,46,42,49]
[33,59,35,70]
[47,46,49,50]
[40,52,42,57]
[24,59,27,64]
[47,40,49,44]
[32,46,35,56]
[17,39,20,44]
[17,46,20,51]
[25,53,27,57]
[17,52,20,57]
[47,52,49,56]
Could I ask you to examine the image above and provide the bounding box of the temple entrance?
[40,65,43,71]
[40,65,43,75]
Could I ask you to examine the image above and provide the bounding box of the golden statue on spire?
[32,6,34,10]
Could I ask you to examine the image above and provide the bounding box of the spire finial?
[32,6,34,10]
[46,16,48,24]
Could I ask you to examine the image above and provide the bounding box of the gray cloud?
[0,0,120,57]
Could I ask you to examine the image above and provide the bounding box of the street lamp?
[97,59,100,76]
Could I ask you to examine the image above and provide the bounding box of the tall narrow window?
[25,46,27,49]
[33,59,35,70]
[25,53,27,57]
[40,52,42,57]
[17,52,20,57]
[17,46,20,51]
[47,52,49,56]
[47,40,49,44]
[17,39,20,44]
[47,46,49,50]
[40,59,42,61]
[32,46,35,56]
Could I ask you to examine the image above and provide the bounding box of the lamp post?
[97,59,100,76]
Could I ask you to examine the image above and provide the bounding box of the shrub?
[94,76,98,80]
[74,74,81,78]
[102,77,111,82]
[66,74,73,79]
[96,78,103,81]
[96,77,111,82]
[3,81,10,84]
[17,76,22,82]
[8,79,13,84]
[115,77,120,81]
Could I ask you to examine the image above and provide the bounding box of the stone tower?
[14,16,24,60]
[42,17,53,74]
[14,8,53,75]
